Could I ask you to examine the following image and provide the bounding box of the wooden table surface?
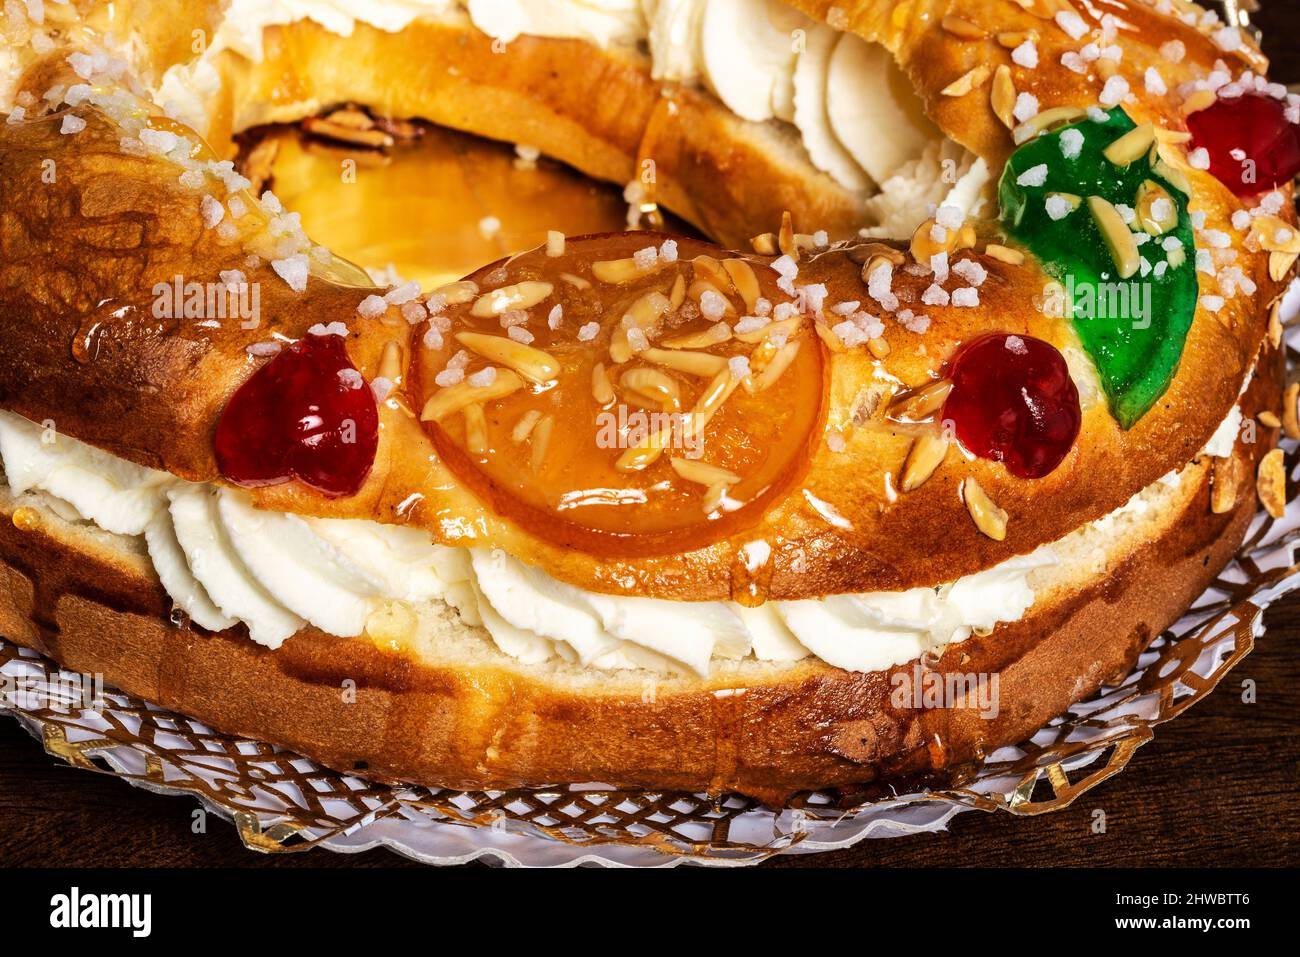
[2,5,1298,869]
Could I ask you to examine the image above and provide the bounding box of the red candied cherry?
[215,332,378,497]
[1187,91,1300,197]
[942,333,1081,479]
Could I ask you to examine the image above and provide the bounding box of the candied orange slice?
[413,233,825,557]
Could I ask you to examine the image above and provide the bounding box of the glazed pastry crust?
[0,374,1272,802]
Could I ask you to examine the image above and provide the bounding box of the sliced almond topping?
[750,232,778,255]
[377,339,404,381]
[1259,410,1282,429]
[1251,215,1300,254]
[688,366,742,439]
[662,321,732,349]
[1180,88,1217,116]
[901,434,949,492]
[559,271,591,290]
[722,258,761,313]
[778,210,798,260]
[688,279,736,314]
[592,256,667,284]
[1135,179,1177,235]
[814,321,844,353]
[640,347,729,377]
[455,331,560,383]
[1269,302,1283,350]
[1270,251,1299,283]
[1087,196,1140,279]
[962,477,1008,540]
[1257,448,1287,519]
[991,65,1017,129]
[701,481,731,515]
[941,63,992,97]
[941,15,986,38]
[530,414,554,473]
[511,409,542,443]
[545,230,565,257]
[1012,106,1086,145]
[691,255,734,291]
[669,457,741,487]
[470,281,554,317]
[463,403,488,455]
[1283,383,1300,440]
[303,113,393,148]
[1102,123,1157,167]
[910,216,960,262]
[1211,454,1242,515]
[620,367,681,411]
[420,369,525,421]
[868,337,891,359]
[984,243,1025,265]
[610,289,673,363]
[591,361,615,405]
[735,315,803,345]
[848,242,906,267]
[746,340,801,393]
[996,29,1037,47]
[890,379,953,420]
[615,423,675,472]
[433,279,478,305]
[668,273,686,309]
[1047,191,1082,211]
[1151,157,1192,196]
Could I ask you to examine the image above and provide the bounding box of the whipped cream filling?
[0,409,1071,675]
[154,0,974,215]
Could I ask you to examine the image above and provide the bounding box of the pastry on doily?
[0,0,1295,803]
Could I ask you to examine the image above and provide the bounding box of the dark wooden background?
[2,5,1297,869]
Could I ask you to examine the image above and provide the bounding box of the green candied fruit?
[999,107,1197,429]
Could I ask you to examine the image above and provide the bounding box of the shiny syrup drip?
[1187,92,1300,197]
[214,333,379,498]
[942,334,1081,479]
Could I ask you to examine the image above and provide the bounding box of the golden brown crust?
[0,411,1268,803]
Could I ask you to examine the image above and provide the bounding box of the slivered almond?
[688,279,736,314]
[1283,383,1300,439]
[610,290,673,362]
[1251,215,1300,254]
[591,362,615,405]
[723,258,761,312]
[814,321,844,353]
[890,379,952,420]
[868,337,891,358]
[746,340,801,393]
[463,403,488,455]
[662,321,732,349]
[991,65,1017,129]
[470,281,553,317]
[687,367,742,439]
[302,114,393,148]
[701,481,730,514]
[910,216,961,262]
[530,414,554,473]
[1103,122,1156,167]
[1270,251,1299,282]
[1088,196,1140,279]
[1257,448,1287,519]
[420,369,524,421]
[984,243,1025,265]
[511,409,542,443]
[778,210,798,259]
[996,30,1037,47]
[559,271,591,290]
[545,230,565,257]
[640,347,729,377]
[942,15,985,38]
[962,477,1008,540]
[901,434,949,491]
[668,273,686,309]
[1135,180,1177,235]
[1012,106,1085,145]
[750,232,778,255]
[455,331,559,383]
[1259,411,1282,429]
[941,63,992,97]
[615,423,675,472]
[1269,302,1283,350]
[1211,454,1242,514]
[620,367,681,410]
[735,316,803,344]
[377,340,404,381]
[669,457,740,487]
[592,256,666,284]
[692,255,734,290]
[1152,157,1192,196]
[433,280,478,305]
[1180,88,1217,116]
[847,242,906,266]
